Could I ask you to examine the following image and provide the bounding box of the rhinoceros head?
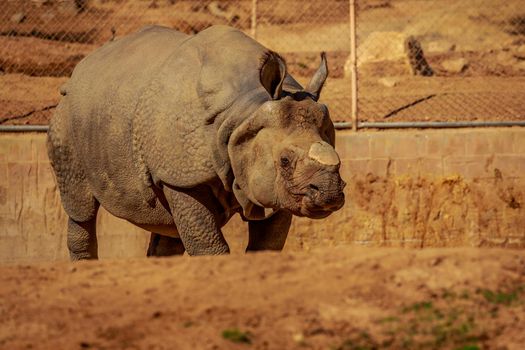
[228,52,346,220]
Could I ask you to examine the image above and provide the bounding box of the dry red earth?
[1,247,524,350]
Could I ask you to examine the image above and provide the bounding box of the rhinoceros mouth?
[297,190,345,219]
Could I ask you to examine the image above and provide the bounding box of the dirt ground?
[0,247,524,350]
[1,0,524,124]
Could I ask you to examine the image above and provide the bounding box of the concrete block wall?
[0,128,524,263]
[0,134,149,263]
[338,129,524,179]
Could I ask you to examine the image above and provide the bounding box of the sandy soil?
[0,247,524,350]
[1,0,525,124]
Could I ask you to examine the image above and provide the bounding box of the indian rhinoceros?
[47,25,346,260]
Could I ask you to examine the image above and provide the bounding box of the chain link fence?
[0,0,524,126]
[356,0,525,124]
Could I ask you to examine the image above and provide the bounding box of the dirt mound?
[1,247,524,349]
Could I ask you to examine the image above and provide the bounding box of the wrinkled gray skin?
[47,25,346,260]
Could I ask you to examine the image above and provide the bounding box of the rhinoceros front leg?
[164,187,230,256]
[246,210,292,252]
[147,233,185,257]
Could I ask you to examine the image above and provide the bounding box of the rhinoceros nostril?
[308,184,320,192]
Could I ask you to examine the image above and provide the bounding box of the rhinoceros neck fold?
[212,88,270,192]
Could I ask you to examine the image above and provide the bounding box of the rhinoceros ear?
[305,52,328,101]
[259,51,287,100]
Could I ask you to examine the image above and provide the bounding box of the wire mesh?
[0,0,524,125]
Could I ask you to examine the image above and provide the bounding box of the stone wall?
[0,128,524,262]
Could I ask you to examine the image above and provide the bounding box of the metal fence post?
[251,0,258,39]
[349,0,358,131]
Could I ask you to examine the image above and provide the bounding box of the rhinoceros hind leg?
[147,233,185,257]
[48,101,100,260]
[67,212,99,260]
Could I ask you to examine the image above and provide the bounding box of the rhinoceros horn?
[305,52,328,101]
[308,141,340,166]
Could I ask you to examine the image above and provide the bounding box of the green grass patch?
[454,345,480,350]
[393,298,486,349]
[480,289,519,306]
[335,285,523,349]
[402,301,433,313]
[222,328,252,344]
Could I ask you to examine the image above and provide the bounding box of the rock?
[496,51,525,69]
[359,32,433,76]
[358,31,408,65]
[378,77,399,88]
[292,333,305,345]
[441,58,468,73]
[10,12,26,24]
[427,40,456,53]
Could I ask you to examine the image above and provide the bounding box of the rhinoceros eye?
[280,156,290,167]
